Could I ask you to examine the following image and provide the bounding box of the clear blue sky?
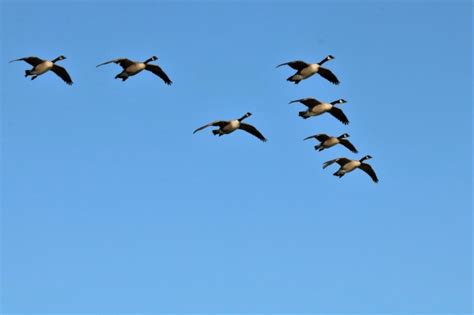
[1,0,472,313]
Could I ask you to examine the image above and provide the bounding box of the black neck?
[52,56,62,63]
[318,57,329,65]
[330,100,341,105]
[238,114,249,122]
[144,57,155,64]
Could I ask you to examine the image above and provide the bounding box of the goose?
[304,133,358,153]
[96,56,172,84]
[323,155,378,183]
[193,112,267,142]
[290,98,349,124]
[276,55,339,84]
[9,55,73,85]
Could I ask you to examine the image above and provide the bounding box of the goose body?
[32,60,54,75]
[290,98,349,124]
[96,56,172,84]
[304,133,358,153]
[9,55,73,85]
[193,112,267,142]
[323,155,378,183]
[123,62,147,77]
[276,55,339,85]
[221,119,241,133]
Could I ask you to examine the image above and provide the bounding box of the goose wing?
[51,64,73,85]
[239,123,267,142]
[323,157,351,169]
[318,66,340,84]
[329,107,349,125]
[276,60,308,71]
[304,133,329,142]
[339,139,358,153]
[289,98,322,107]
[9,56,44,66]
[96,58,134,69]
[145,64,172,85]
[359,163,379,183]
[193,121,228,134]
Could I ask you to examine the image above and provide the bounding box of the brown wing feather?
[359,163,379,183]
[289,98,322,108]
[339,139,358,153]
[318,66,340,84]
[145,64,172,85]
[329,107,349,125]
[304,134,329,142]
[96,58,134,69]
[276,60,309,71]
[51,64,73,85]
[239,123,267,142]
[9,56,44,66]
[193,121,228,134]
[323,157,351,169]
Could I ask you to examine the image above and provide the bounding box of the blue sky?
[1,0,472,313]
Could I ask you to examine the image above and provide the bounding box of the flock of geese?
[9,54,378,183]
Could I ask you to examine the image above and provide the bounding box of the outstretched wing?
[96,58,134,69]
[289,98,322,107]
[329,107,349,125]
[193,121,228,134]
[339,139,358,153]
[318,67,340,85]
[239,123,267,142]
[145,64,172,85]
[51,64,73,85]
[276,60,308,71]
[359,163,379,183]
[9,56,44,66]
[304,133,329,142]
[322,157,351,169]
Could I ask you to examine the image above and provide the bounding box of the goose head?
[338,133,350,139]
[331,99,347,105]
[360,155,373,162]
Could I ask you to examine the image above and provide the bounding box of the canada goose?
[304,133,358,153]
[193,112,267,142]
[9,55,73,85]
[290,98,349,124]
[96,56,172,84]
[276,55,339,85]
[323,155,378,183]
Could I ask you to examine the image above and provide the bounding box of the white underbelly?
[299,64,319,78]
[33,61,53,75]
[342,161,360,172]
[222,120,240,133]
[126,64,146,76]
[311,104,332,115]
[323,138,338,147]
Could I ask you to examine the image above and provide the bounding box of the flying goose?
[193,112,267,142]
[323,155,378,183]
[276,55,339,85]
[96,56,172,84]
[9,55,73,85]
[304,133,358,153]
[290,98,349,124]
